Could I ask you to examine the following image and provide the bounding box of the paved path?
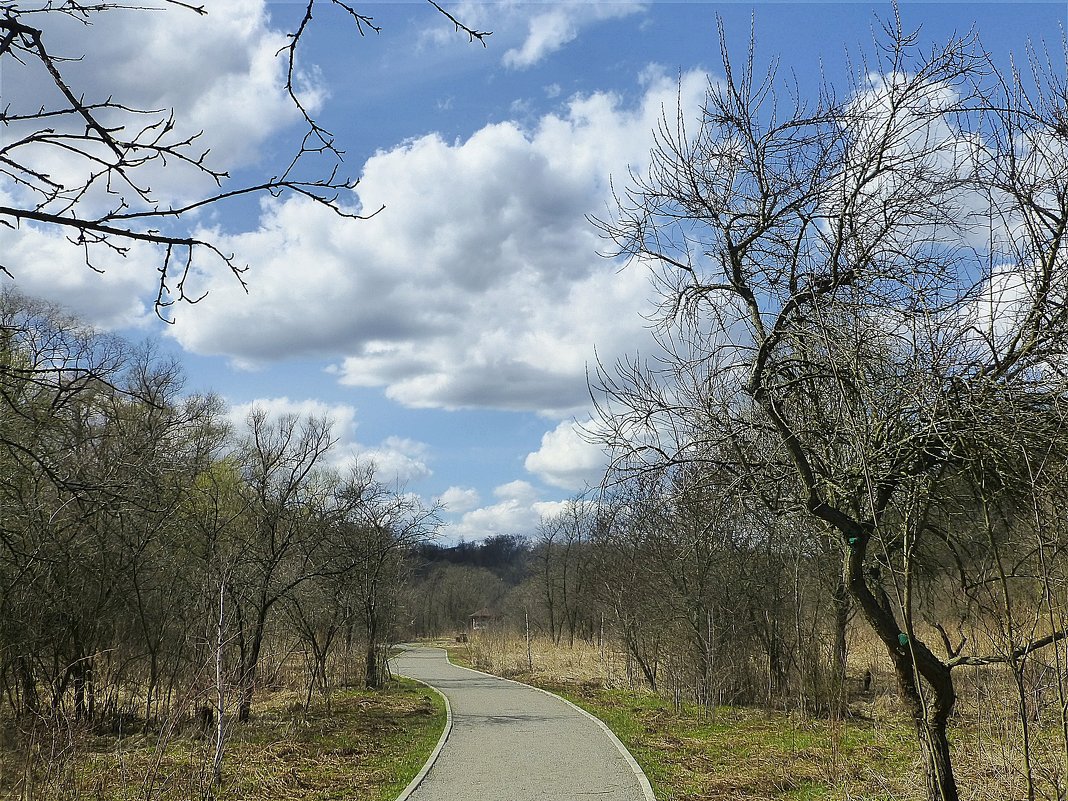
[390,646,654,801]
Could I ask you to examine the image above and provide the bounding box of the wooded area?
[0,290,442,793]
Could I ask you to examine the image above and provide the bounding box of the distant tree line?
[406,536,530,636]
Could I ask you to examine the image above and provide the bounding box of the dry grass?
[0,679,445,801]
[444,630,630,686]
[448,631,1068,801]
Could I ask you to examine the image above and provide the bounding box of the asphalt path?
[390,646,655,801]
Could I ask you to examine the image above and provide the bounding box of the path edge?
[391,650,453,801]
[442,649,657,801]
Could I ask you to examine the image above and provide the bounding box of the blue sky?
[4,1,1065,541]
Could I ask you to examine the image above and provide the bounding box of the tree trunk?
[237,681,254,723]
[18,657,38,716]
[213,579,227,786]
[145,650,159,723]
[917,717,958,801]
[626,633,658,692]
[830,577,850,715]
[238,608,268,722]
[365,606,381,689]
[831,578,848,683]
[525,609,534,672]
[842,528,959,801]
[72,659,91,721]
[892,648,959,801]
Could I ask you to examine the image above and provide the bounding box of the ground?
[0,679,445,801]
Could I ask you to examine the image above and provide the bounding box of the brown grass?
[0,679,445,801]
[447,631,1068,801]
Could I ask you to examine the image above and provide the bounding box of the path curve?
[390,646,655,801]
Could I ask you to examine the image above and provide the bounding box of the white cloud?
[1,222,154,329]
[502,3,645,69]
[418,1,643,69]
[445,480,567,541]
[1,2,327,310]
[950,261,1068,368]
[525,419,606,490]
[448,501,532,541]
[167,69,709,415]
[227,396,359,442]
[437,486,482,514]
[4,1,307,214]
[494,480,539,503]
[358,436,433,485]
[503,8,577,69]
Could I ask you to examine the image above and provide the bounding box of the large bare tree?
[594,14,1068,800]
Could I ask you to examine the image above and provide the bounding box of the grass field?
[0,678,445,801]
[445,635,1066,801]
[544,683,918,801]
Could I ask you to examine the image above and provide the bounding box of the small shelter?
[468,607,499,632]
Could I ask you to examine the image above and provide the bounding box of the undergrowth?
[0,678,445,801]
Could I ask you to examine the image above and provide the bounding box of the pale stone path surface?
[390,646,654,801]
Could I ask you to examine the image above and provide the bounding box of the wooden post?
[213,577,227,787]
[525,608,533,673]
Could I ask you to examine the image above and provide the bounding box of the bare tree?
[231,408,334,721]
[536,499,598,646]
[338,470,441,688]
[594,14,1068,800]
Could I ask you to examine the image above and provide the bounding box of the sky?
[2,0,1065,542]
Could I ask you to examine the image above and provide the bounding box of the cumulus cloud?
[5,1,308,213]
[167,68,709,415]
[524,419,607,490]
[436,486,482,514]
[502,3,645,69]
[445,480,568,541]
[227,396,359,443]
[2,1,328,311]
[359,436,433,485]
[494,480,540,504]
[503,8,579,69]
[94,0,312,170]
[948,260,1068,369]
[0,221,154,329]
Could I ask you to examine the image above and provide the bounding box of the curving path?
[390,646,655,801]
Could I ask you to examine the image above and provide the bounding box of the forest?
[0,291,448,794]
